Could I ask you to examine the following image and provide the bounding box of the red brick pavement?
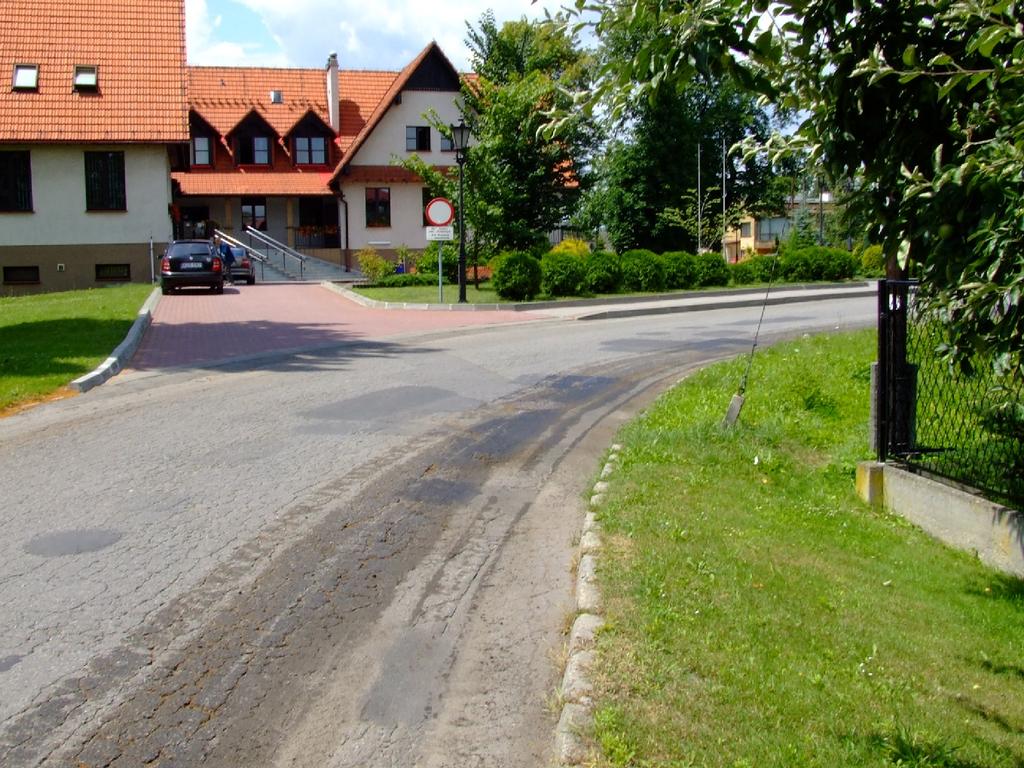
[130,284,543,370]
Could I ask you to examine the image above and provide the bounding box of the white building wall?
[3,144,173,245]
[341,182,433,251]
[352,90,463,167]
[343,89,463,253]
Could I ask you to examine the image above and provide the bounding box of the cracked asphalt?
[0,289,874,766]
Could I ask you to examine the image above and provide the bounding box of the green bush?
[730,260,758,285]
[541,250,587,297]
[781,246,858,282]
[693,251,730,287]
[662,251,697,289]
[620,249,666,292]
[416,242,459,284]
[731,254,780,285]
[492,250,542,301]
[357,247,394,283]
[549,237,591,258]
[860,244,885,276]
[584,251,622,294]
[373,273,437,288]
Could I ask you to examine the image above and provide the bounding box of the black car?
[226,246,256,285]
[161,240,224,294]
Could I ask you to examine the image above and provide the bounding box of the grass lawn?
[354,282,508,304]
[0,284,153,412]
[591,330,1024,767]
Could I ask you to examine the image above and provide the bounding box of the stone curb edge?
[555,443,622,765]
[69,286,161,393]
[575,287,876,321]
[323,281,876,316]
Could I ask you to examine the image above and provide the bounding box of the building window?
[294,136,326,165]
[3,265,40,284]
[0,151,32,211]
[237,136,270,165]
[191,136,211,166]
[241,197,267,231]
[740,222,752,238]
[74,65,98,92]
[95,263,131,282]
[406,126,430,152]
[365,187,390,228]
[13,64,39,91]
[440,134,454,152]
[757,217,789,241]
[84,151,126,211]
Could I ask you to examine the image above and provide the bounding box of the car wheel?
[247,275,255,285]
[161,284,171,295]
[215,282,224,295]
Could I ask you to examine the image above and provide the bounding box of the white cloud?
[225,0,558,71]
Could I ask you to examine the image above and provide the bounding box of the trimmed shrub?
[416,242,459,284]
[860,244,885,276]
[492,250,542,301]
[780,246,858,282]
[357,247,394,283]
[620,249,666,292]
[730,260,758,286]
[584,251,622,294]
[373,272,436,288]
[541,250,587,297]
[693,251,730,287]
[663,251,697,289]
[731,254,780,285]
[549,237,592,258]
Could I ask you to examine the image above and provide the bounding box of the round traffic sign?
[424,197,455,227]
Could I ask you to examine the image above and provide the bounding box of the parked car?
[160,239,224,294]
[227,246,256,285]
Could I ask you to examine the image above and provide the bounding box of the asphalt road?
[0,292,875,767]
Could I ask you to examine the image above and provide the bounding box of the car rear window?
[168,242,212,258]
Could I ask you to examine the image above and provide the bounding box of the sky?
[185,0,556,72]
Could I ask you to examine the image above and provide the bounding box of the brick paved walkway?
[130,284,542,370]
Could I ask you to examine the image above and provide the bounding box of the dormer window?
[191,136,212,167]
[13,64,39,91]
[294,136,326,165]
[74,65,98,92]
[237,136,270,165]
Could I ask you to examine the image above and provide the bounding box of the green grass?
[591,330,1024,768]
[355,282,508,304]
[0,285,153,411]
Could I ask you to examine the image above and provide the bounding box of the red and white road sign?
[424,197,455,227]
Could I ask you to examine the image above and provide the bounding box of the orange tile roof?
[339,71,398,151]
[189,66,331,138]
[0,0,188,143]
[171,170,334,196]
[335,165,436,184]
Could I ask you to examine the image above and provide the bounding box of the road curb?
[575,286,876,320]
[321,281,514,311]
[555,443,621,765]
[69,287,161,393]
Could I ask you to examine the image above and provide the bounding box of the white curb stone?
[561,649,595,703]
[568,614,604,654]
[555,703,593,766]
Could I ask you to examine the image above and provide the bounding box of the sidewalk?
[83,280,876,381]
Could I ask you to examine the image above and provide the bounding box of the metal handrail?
[213,229,267,281]
[244,226,306,279]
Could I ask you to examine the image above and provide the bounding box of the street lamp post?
[450,120,471,303]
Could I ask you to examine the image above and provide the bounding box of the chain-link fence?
[877,280,1024,507]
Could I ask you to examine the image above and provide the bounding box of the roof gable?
[330,41,463,186]
[0,0,189,143]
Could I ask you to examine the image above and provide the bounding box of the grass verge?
[354,282,507,304]
[0,285,153,412]
[592,329,1024,767]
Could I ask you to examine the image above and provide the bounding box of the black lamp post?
[450,120,471,303]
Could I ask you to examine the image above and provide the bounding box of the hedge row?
[490,245,862,301]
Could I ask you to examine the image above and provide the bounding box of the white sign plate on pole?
[426,225,455,241]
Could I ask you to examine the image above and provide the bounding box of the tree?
[559,0,1024,374]
[461,13,600,254]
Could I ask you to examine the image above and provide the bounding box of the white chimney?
[326,52,340,132]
